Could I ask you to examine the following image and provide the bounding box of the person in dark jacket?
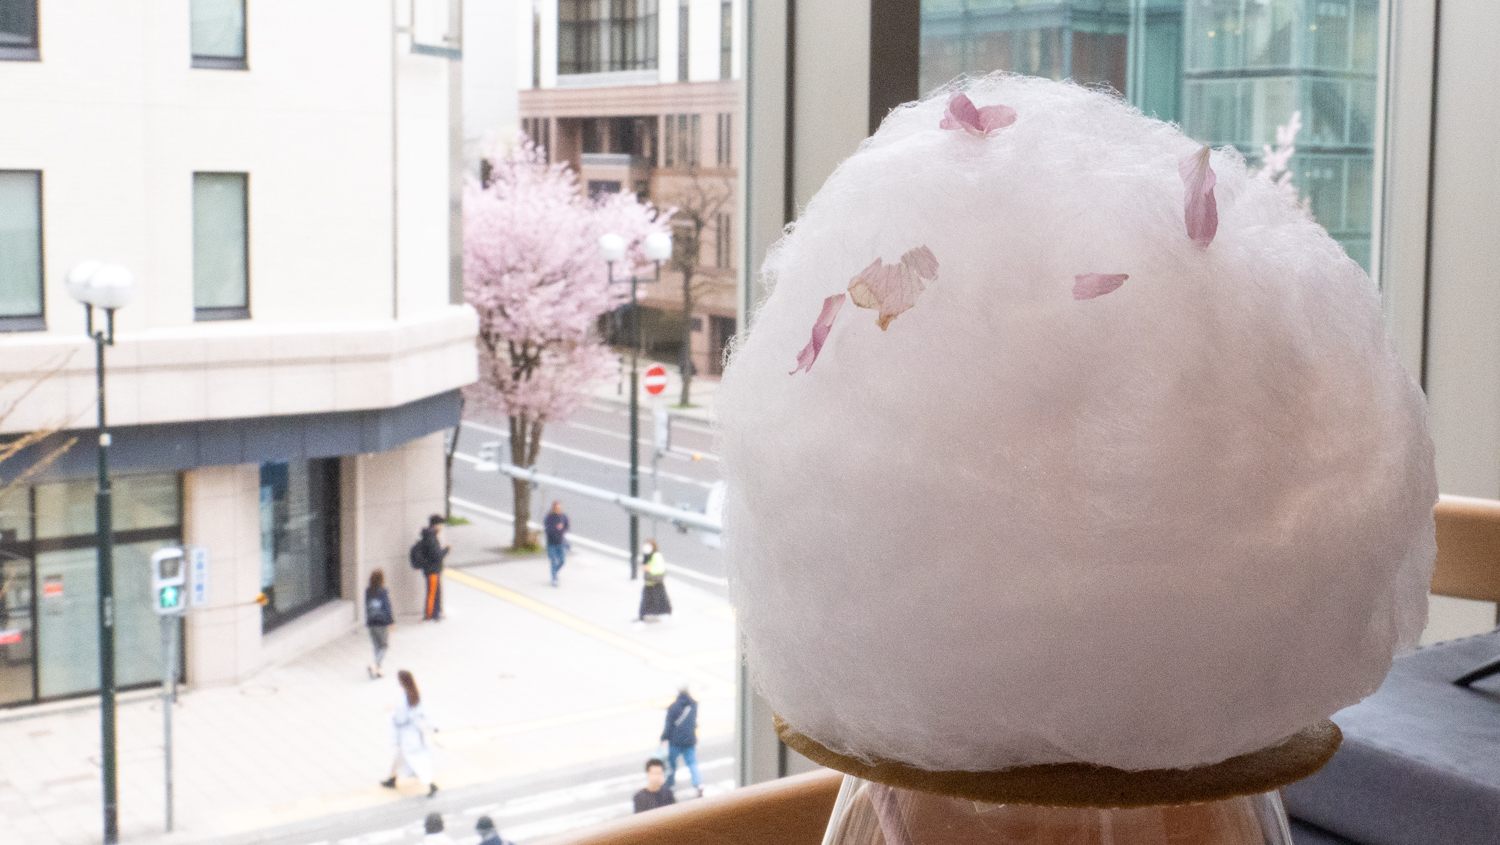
[418,515,449,621]
[364,569,394,679]
[661,685,702,794]
[637,539,672,621]
[543,501,570,586]
[632,758,676,813]
[474,815,516,845]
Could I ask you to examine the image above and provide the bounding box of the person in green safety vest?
[637,539,673,622]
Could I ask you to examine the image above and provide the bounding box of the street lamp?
[67,260,135,845]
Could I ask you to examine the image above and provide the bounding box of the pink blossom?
[464,135,669,423]
[847,246,939,330]
[1073,273,1129,300]
[790,293,846,375]
[939,93,1017,137]
[1179,145,1219,248]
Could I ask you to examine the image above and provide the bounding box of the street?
[0,387,737,845]
[453,395,725,594]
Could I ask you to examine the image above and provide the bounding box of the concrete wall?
[349,432,448,622]
[181,464,263,687]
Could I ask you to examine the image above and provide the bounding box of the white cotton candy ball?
[717,74,1436,773]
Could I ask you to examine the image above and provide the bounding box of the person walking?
[364,569,394,679]
[415,515,449,621]
[632,758,677,813]
[543,500,570,586]
[380,669,440,797]
[637,539,672,621]
[661,685,703,795]
[475,816,517,845]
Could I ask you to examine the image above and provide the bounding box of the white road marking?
[461,421,715,490]
[449,496,730,588]
[563,420,722,463]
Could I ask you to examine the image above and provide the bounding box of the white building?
[0,0,475,706]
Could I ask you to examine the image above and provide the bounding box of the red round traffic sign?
[643,364,669,396]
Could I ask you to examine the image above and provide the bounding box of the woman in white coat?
[379,669,439,796]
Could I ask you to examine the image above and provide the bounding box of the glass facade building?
[920,0,1381,270]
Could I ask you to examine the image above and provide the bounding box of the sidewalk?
[0,514,736,844]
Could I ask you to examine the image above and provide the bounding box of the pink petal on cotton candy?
[939,93,1017,137]
[1073,273,1129,300]
[847,246,940,330]
[1179,145,1219,247]
[789,293,846,375]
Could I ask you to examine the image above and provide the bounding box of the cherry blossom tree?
[464,137,667,549]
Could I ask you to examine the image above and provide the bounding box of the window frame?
[0,0,39,62]
[192,171,251,322]
[190,0,248,71]
[0,169,45,332]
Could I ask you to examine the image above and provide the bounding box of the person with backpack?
[364,569,394,679]
[410,515,450,621]
[543,500,570,587]
[661,685,703,796]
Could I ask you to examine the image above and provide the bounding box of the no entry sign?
[643,364,668,396]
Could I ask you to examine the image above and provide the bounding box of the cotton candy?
[716,75,1436,773]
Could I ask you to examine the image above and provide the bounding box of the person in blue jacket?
[661,685,703,795]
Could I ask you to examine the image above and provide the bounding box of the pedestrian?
[415,514,449,621]
[475,815,517,845]
[632,757,677,813]
[422,812,454,844]
[544,500,570,586]
[380,669,440,797]
[637,539,672,621]
[661,684,703,796]
[364,569,394,679]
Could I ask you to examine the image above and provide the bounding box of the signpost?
[643,364,668,396]
[149,546,194,833]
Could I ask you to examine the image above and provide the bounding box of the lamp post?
[67,261,135,845]
[600,232,673,580]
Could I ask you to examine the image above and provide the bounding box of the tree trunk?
[508,413,532,549]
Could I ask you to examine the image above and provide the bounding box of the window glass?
[35,474,182,539]
[0,171,42,321]
[920,0,1385,272]
[191,0,245,64]
[193,172,249,317]
[0,0,38,52]
[559,0,658,74]
[720,0,732,79]
[259,460,340,630]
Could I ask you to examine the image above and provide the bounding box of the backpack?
[409,538,426,570]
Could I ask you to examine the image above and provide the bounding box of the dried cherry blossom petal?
[847,246,940,330]
[1073,273,1129,300]
[789,293,846,375]
[939,93,1017,137]
[1179,145,1219,247]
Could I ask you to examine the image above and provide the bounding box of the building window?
[5,473,184,704]
[191,0,245,69]
[720,0,732,79]
[259,460,340,632]
[0,171,43,331]
[715,113,733,167]
[663,115,676,167]
[678,0,690,81]
[559,0,658,75]
[688,113,701,167]
[193,172,249,320]
[0,0,38,60]
[588,179,622,199]
[919,0,1383,273]
[715,213,732,269]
